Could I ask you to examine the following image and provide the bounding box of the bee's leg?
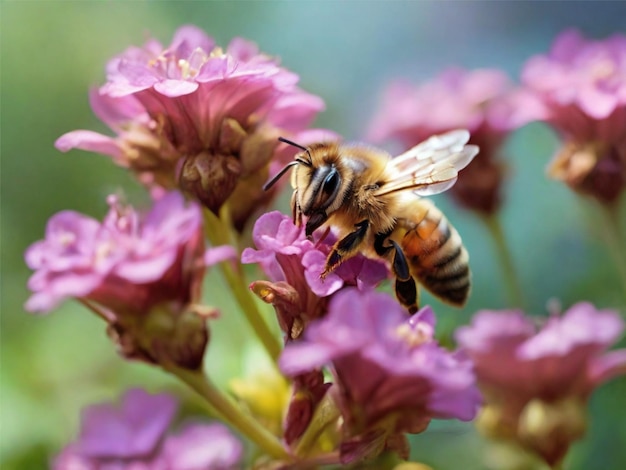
[387,240,419,314]
[305,212,328,238]
[321,220,369,278]
[374,232,419,314]
[374,229,394,256]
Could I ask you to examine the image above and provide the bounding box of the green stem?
[78,298,116,323]
[165,364,291,461]
[551,460,564,470]
[597,201,626,301]
[297,452,341,468]
[483,214,525,308]
[203,208,282,362]
[294,393,342,457]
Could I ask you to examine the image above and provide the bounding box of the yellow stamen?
[395,323,430,347]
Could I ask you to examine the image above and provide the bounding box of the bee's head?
[264,137,345,236]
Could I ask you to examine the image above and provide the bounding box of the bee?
[264,130,479,313]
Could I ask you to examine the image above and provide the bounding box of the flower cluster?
[242,211,389,341]
[56,25,330,230]
[520,29,626,204]
[25,191,232,369]
[456,302,626,466]
[54,388,243,469]
[367,67,523,214]
[23,24,626,470]
[280,289,481,463]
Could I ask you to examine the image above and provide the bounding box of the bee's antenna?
[278,136,312,164]
[278,136,308,152]
[263,160,300,191]
[263,136,315,191]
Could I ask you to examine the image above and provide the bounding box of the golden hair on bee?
[266,131,479,313]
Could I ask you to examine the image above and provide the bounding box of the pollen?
[395,322,431,347]
[177,59,191,79]
[94,241,113,266]
[209,46,224,58]
[589,58,616,80]
[58,231,76,247]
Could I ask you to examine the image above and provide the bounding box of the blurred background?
[2,1,626,469]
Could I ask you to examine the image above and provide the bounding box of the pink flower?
[53,389,243,470]
[368,67,525,214]
[25,192,230,369]
[521,29,626,203]
[280,289,480,463]
[160,423,244,470]
[456,302,626,466]
[56,25,330,230]
[242,211,388,340]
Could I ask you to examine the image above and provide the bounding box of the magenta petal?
[163,423,243,469]
[78,389,177,458]
[428,382,482,421]
[409,305,436,331]
[55,131,122,159]
[588,349,626,385]
[577,85,619,119]
[302,250,343,296]
[518,303,623,360]
[204,245,237,266]
[142,191,195,228]
[305,269,343,296]
[240,247,266,264]
[123,389,178,452]
[79,403,130,457]
[115,251,177,283]
[227,37,260,61]
[170,24,215,53]
[153,79,199,97]
[47,271,104,298]
[24,291,62,313]
[279,342,338,376]
[24,241,47,269]
[117,60,159,88]
[196,56,229,81]
[89,88,147,129]
[455,310,534,352]
[550,29,587,61]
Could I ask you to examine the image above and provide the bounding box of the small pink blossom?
[161,423,244,470]
[25,192,224,369]
[53,389,243,470]
[368,68,516,143]
[368,67,525,214]
[242,211,388,340]
[280,289,480,463]
[369,68,534,214]
[520,29,626,203]
[56,25,330,230]
[456,302,626,466]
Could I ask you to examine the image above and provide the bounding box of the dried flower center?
[395,322,432,348]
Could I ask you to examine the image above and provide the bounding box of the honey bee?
[264,130,479,313]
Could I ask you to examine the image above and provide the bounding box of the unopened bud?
[518,398,587,467]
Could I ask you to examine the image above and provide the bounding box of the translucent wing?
[374,129,479,197]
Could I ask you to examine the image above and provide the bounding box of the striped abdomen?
[400,202,470,306]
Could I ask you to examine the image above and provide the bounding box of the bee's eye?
[322,169,340,195]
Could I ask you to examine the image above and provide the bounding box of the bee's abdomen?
[401,207,470,306]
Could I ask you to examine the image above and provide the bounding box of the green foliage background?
[2,2,625,469]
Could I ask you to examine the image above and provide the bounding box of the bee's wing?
[374,129,479,197]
